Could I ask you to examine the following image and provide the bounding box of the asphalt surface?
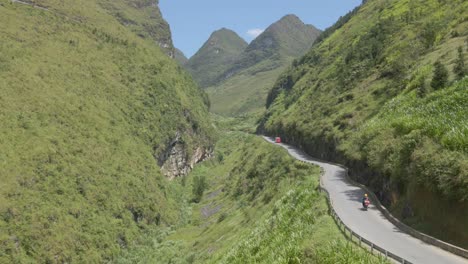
[264,136,467,264]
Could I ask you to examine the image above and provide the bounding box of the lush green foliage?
[431,61,449,89]
[310,241,386,264]
[261,0,468,246]
[191,175,207,203]
[206,67,286,115]
[351,79,468,244]
[354,79,468,197]
[0,0,213,262]
[220,186,386,264]
[454,46,467,79]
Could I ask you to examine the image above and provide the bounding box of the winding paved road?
[263,136,467,264]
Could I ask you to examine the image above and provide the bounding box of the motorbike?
[362,199,370,210]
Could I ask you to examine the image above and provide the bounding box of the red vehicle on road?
[275,137,281,143]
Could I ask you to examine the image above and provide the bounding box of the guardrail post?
[371,243,374,253]
[359,237,362,247]
[346,228,349,243]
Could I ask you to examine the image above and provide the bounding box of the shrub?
[192,175,207,203]
[454,46,466,80]
[431,61,449,90]
[217,212,228,223]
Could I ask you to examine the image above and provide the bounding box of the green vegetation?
[351,79,468,243]
[206,67,286,115]
[192,174,207,203]
[116,132,386,263]
[0,0,213,262]
[175,48,189,65]
[202,15,321,115]
[185,28,248,88]
[211,113,261,134]
[98,0,174,55]
[261,0,468,247]
[454,46,467,79]
[431,61,449,89]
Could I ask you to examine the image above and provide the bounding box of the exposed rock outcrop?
[158,131,212,179]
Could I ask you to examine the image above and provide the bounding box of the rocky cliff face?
[158,131,212,179]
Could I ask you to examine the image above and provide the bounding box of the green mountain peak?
[205,14,321,115]
[185,28,248,87]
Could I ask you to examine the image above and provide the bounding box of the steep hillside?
[98,0,175,56]
[261,0,468,246]
[206,15,321,115]
[185,28,248,88]
[175,48,188,65]
[0,0,213,262]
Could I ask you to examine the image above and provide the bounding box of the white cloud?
[246,28,264,39]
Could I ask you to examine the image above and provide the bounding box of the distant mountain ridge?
[197,14,321,115]
[224,14,321,79]
[185,28,248,88]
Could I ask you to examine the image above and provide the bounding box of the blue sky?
[160,0,362,58]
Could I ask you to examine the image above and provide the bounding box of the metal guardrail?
[316,172,413,264]
[317,160,468,260]
[264,136,468,262]
[263,137,412,262]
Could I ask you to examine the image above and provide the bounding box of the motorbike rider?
[362,193,369,207]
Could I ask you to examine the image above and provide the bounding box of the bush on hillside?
[431,61,449,90]
[454,46,466,80]
[192,175,207,203]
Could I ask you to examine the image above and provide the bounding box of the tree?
[431,61,448,90]
[192,175,207,203]
[416,85,427,98]
[453,46,466,80]
[421,21,439,49]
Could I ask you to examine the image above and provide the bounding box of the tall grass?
[362,78,468,152]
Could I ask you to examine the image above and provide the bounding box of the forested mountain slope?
[185,28,248,88]
[206,15,321,115]
[260,0,468,247]
[0,0,213,262]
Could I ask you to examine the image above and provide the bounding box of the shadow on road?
[343,188,365,202]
